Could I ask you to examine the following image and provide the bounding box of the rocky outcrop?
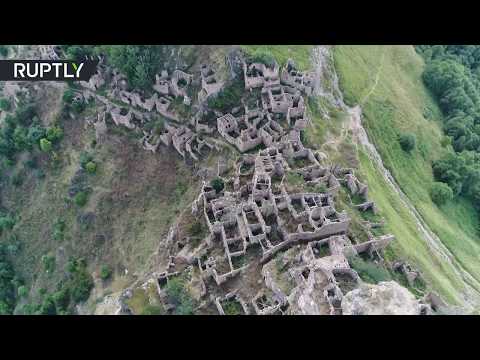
[341,281,422,315]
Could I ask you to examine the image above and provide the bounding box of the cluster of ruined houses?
[36,46,398,315]
[182,130,395,314]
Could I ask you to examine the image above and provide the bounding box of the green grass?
[241,45,314,71]
[334,45,480,306]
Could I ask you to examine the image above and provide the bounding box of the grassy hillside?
[241,46,313,71]
[0,90,201,312]
[334,45,480,305]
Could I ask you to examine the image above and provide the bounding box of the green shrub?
[10,172,23,187]
[39,138,52,152]
[0,98,11,111]
[0,45,8,57]
[17,285,28,298]
[399,133,416,152]
[79,152,94,168]
[430,182,454,206]
[38,288,47,297]
[51,288,70,312]
[53,219,66,241]
[349,257,392,284]
[46,126,63,142]
[100,265,112,281]
[66,258,94,304]
[71,99,85,114]
[165,276,195,315]
[37,295,57,315]
[210,177,224,193]
[0,215,15,232]
[24,157,38,169]
[63,89,75,104]
[74,191,88,207]
[85,161,97,174]
[222,299,243,315]
[440,136,452,148]
[41,255,56,274]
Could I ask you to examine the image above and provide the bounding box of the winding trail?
[360,49,386,105]
[312,45,480,310]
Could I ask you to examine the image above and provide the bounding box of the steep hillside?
[334,45,480,308]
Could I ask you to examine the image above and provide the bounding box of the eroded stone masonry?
[27,46,435,314]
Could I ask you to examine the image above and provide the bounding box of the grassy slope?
[3,107,199,308]
[241,45,313,71]
[334,45,480,304]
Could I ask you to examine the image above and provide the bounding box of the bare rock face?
[341,281,421,315]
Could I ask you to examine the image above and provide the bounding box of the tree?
[63,89,75,104]
[0,45,8,57]
[399,133,416,152]
[39,138,52,152]
[0,98,11,111]
[17,285,28,298]
[103,45,168,90]
[46,126,63,142]
[0,215,15,232]
[85,161,97,174]
[430,182,454,205]
[210,177,224,193]
[100,265,112,281]
[27,125,46,147]
[13,126,29,151]
[74,192,88,207]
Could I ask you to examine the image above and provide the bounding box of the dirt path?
[360,49,386,105]
[313,45,480,310]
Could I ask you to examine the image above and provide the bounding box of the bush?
[10,172,23,187]
[165,276,195,315]
[0,98,11,111]
[46,126,63,142]
[66,258,94,304]
[102,45,168,90]
[53,219,66,241]
[15,102,36,126]
[0,215,15,232]
[17,285,28,298]
[24,157,38,169]
[0,45,8,57]
[210,177,224,193]
[74,191,88,207]
[79,152,94,168]
[63,89,75,104]
[39,138,52,152]
[440,136,452,148]
[430,182,454,205]
[399,133,416,152]
[100,265,112,281]
[71,99,86,114]
[85,161,97,174]
[37,295,57,315]
[41,255,56,274]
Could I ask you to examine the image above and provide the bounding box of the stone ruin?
[137,56,404,314]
